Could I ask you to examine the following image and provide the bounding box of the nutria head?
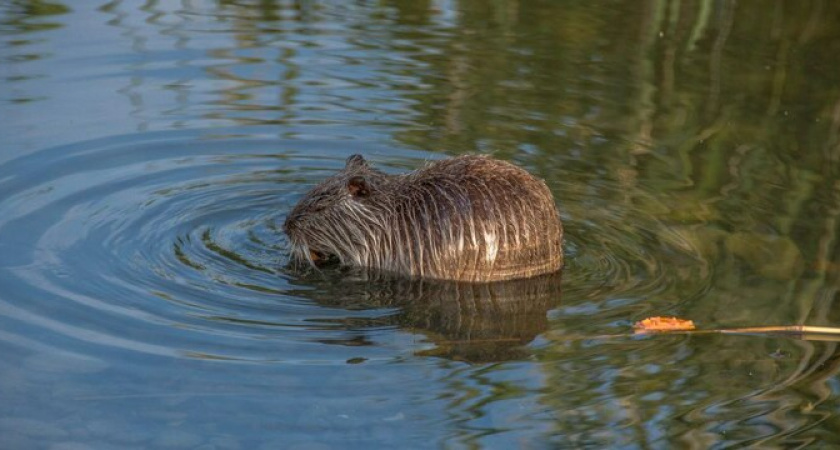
[285,154,563,282]
[284,154,388,266]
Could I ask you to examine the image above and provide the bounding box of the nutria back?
[284,154,563,282]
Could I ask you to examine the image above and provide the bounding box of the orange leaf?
[634,316,695,332]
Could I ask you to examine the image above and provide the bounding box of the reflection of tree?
[0,0,70,104]
[98,0,306,133]
[99,0,151,131]
[378,0,840,445]
[0,0,69,34]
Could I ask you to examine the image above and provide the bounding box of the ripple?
[0,132,427,363]
[557,176,711,314]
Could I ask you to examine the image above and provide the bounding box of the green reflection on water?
[371,0,840,446]
[1,1,70,33]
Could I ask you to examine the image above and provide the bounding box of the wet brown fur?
[284,154,564,282]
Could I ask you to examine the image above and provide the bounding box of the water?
[2,1,840,448]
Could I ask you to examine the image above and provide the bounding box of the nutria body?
[284,154,564,282]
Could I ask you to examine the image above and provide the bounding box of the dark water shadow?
[284,268,563,363]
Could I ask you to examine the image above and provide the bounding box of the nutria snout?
[284,154,563,282]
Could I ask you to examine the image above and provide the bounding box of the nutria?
[284,154,563,282]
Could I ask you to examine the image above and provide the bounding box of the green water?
[2,0,840,448]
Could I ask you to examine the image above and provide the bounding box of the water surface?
[2,1,840,448]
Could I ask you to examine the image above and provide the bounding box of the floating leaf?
[634,316,696,333]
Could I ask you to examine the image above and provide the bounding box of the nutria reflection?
[288,270,562,363]
[284,154,564,282]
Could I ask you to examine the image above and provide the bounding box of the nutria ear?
[345,154,368,170]
[347,176,370,197]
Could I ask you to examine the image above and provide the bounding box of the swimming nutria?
[284,154,563,282]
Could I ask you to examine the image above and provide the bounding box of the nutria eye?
[347,176,369,197]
